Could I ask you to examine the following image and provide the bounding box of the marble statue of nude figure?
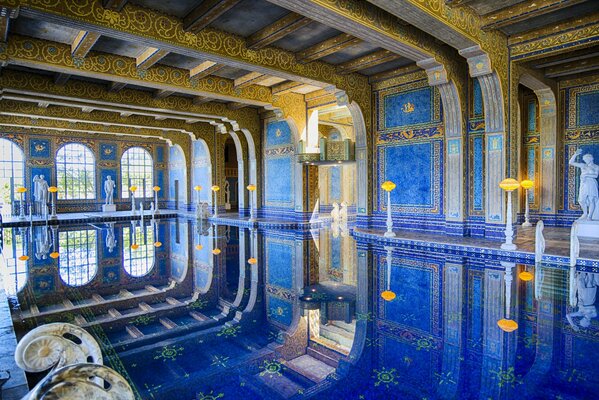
[569,149,599,220]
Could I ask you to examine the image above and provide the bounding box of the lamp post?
[381,246,396,301]
[153,186,161,215]
[247,184,256,222]
[381,181,396,237]
[520,179,534,227]
[17,187,27,220]
[499,178,520,251]
[211,185,220,218]
[130,185,138,216]
[48,186,58,220]
[194,185,202,218]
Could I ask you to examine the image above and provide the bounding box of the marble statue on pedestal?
[38,175,49,217]
[567,272,598,331]
[569,149,599,220]
[33,175,40,215]
[103,176,117,212]
[224,180,231,210]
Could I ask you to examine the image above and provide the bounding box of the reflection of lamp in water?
[248,257,257,265]
[211,185,220,217]
[381,181,396,237]
[520,179,534,227]
[499,178,520,251]
[17,187,27,220]
[48,186,58,219]
[498,262,518,332]
[246,184,256,222]
[519,267,533,282]
[212,248,221,255]
[130,221,139,250]
[50,225,60,259]
[18,255,29,261]
[152,219,161,247]
[194,185,202,217]
[381,246,396,301]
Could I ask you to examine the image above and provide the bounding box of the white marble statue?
[224,180,231,210]
[33,175,41,215]
[569,149,599,220]
[37,175,49,217]
[331,202,340,222]
[567,272,598,331]
[339,201,348,223]
[104,175,115,205]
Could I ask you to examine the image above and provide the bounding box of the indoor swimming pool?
[1,217,597,399]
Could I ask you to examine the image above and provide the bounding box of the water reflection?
[1,219,599,399]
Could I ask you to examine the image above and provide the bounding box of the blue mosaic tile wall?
[374,79,444,230]
[264,235,295,329]
[263,120,295,218]
[168,145,187,209]
[192,140,212,203]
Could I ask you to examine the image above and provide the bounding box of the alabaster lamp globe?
[17,187,27,194]
[18,255,29,261]
[499,178,520,192]
[129,185,138,192]
[212,248,221,255]
[211,185,220,192]
[248,257,257,265]
[49,251,60,259]
[153,186,161,191]
[381,181,396,192]
[194,185,202,191]
[195,244,203,250]
[497,318,518,332]
[48,186,58,193]
[246,184,256,191]
[154,241,162,248]
[130,243,139,250]
[520,180,534,190]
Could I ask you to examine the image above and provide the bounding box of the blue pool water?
[1,217,597,399]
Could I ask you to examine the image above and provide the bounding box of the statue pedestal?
[577,220,599,238]
[102,204,116,213]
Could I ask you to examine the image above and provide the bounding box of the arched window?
[0,139,25,216]
[56,143,96,200]
[1,228,28,296]
[59,229,98,286]
[121,147,153,198]
[123,222,155,277]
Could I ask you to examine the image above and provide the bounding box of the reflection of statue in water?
[35,227,51,260]
[569,149,599,220]
[339,201,348,223]
[106,223,116,253]
[567,272,598,331]
[331,202,340,222]
[104,176,115,205]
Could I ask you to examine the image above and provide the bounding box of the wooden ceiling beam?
[247,12,312,50]
[183,0,242,34]
[444,0,475,6]
[271,81,309,95]
[136,47,169,70]
[54,73,71,85]
[193,96,212,105]
[532,47,599,69]
[227,102,249,110]
[544,54,599,78]
[71,30,101,59]
[295,33,362,63]
[234,72,271,89]
[336,49,401,75]
[482,0,587,31]
[102,0,129,12]
[154,89,175,99]
[189,60,224,79]
[108,81,127,92]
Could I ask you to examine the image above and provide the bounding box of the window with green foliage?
[56,143,96,200]
[0,138,25,216]
[123,222,155,277]
[59,229,98,287]
[121,147,153,198]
